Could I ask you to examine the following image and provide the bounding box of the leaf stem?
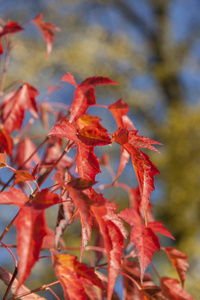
[0,241,18,266]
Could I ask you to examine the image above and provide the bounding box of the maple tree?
[0,15,194,300]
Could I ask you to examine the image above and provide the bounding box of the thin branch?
[1,137,49,192]
[0,210,20,241]
[7,280,60,300]
[3,267,18,300]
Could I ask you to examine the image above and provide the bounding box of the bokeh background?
[0,0,200,298]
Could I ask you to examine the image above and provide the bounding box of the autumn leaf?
[77,115,107,132]
[31,13,61,58]
[80,76,118,87]
[77,126,111,146]
[128,130,162,153]
[160,277,194,300]
[62,72,77,87]
[0,187,28,207]
[52,253,103,300]
[163,247,189,287]
[0,151,7,168]
[15,205,47,291]
[91,202,126,300]
[113,128,160,225]
[108,98,136,129]
[148,221,175,240]
[66,186,94,260]
[133,227,160,283]
[0,20,24,55]
[0,20,23,37]
[122,260,153,300]
[48,121,101,181]
[31,188,60,210]
[0,126,13,156]
[67,178,96,190]
[1,83,39,134]
[11,170,36,187]
[14,137,40,170]
[119,208,160,282]
[62,73,117,123]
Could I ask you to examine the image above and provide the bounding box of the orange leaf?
[77,115,107,132]
[53,253,103,300]
[0,126,13,156]
[49,121,101,181]
[11,170,36,186]
[77,126,111,146]
[0,151,7,168]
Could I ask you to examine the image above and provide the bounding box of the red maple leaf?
[1,83,39,134]
[0,126,13,156]
[11,169,37,187]
[113,127,160,225]
[122,260,153,299]
[14,137,40,170]
[62,72,117,123]
[0,151,7,168]
[119,208,160,282]
[48,121,101,181]
[91,202,126,300]
[31,13,61,58]
[0,20,24,55]
[66,186,94,260]
[108,98,136,130]
[77,126,111,146]
[147,221,175,240]
[52,253,104,300]
[77,115,108,132]
[0,187,28,207]
[15,205,47,292]
[163,247,189,287]
[160,277,194,300]
[31,188,60,210]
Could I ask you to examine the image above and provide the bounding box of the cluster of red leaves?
[0,15,194,300]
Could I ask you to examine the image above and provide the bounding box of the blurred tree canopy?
[1,0,200,298]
